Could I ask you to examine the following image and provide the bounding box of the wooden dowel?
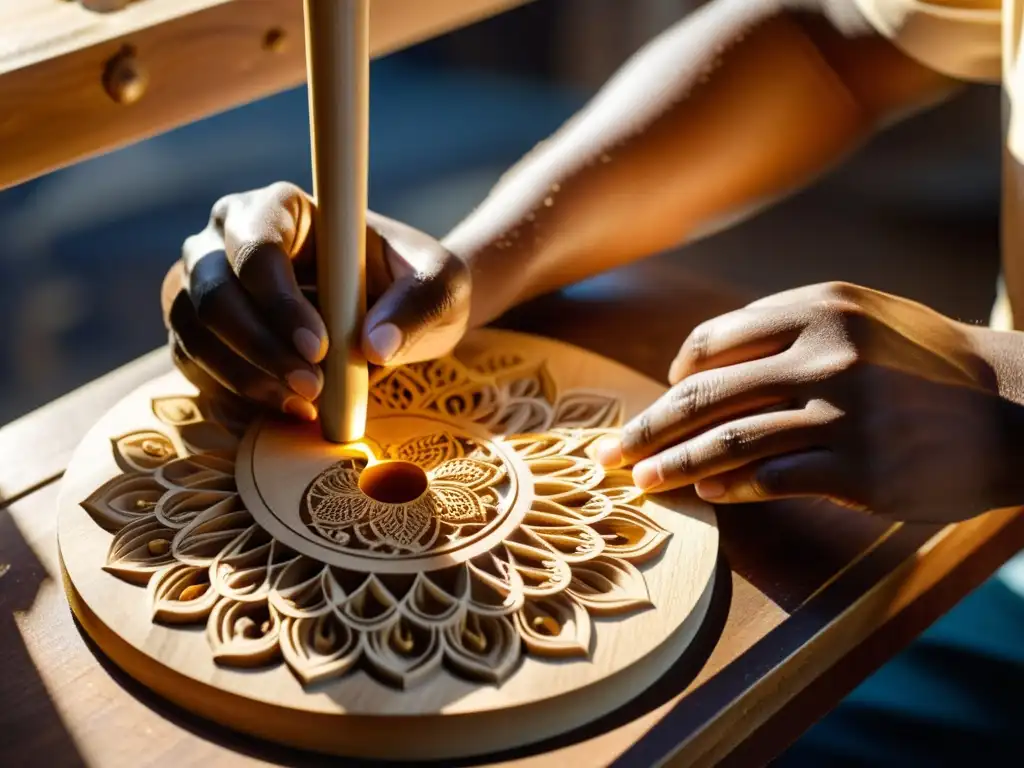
[303,0,370,443]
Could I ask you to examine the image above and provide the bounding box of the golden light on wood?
[303,0,370,443]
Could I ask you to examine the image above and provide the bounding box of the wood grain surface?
[0,0,535,191]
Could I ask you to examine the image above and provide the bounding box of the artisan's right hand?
[161,182,471,420]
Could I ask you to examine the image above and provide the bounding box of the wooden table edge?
[642,508,1024,767]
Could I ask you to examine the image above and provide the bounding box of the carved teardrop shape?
[520,513,605,564]
[503,540,573,598]
[171,496,253,566]
[155,453,235,491]
[399,572,464,627]
[152,396,203,426]
[269,558,331,619]
[551,391,623,429]
[364,616,443,690]
[566,555,652,615]
[444,612,520,684]
[207,597,281,667]
[503,431,587,460]
[466,553,525,616]
[213,528,298,602]
[103,516,177,584]
[504,361,558,403]
[280,612,362,685]
[111,430,177,474]
[529,456,604,501]
[596,470,646,505]
[339,575,398,631]
[514,593,591,658]
[148,563,217,623]
[590,507,670,564]
[488,398,553,434]
[154,489,236,530]
[81,472,166,531]
[369,366,431,411]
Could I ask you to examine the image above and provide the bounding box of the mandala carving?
[81,351,671,690]
[301,433,508,556]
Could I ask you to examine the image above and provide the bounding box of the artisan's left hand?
[597,282,1024,523]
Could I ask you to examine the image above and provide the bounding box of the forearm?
[444,0,957,328]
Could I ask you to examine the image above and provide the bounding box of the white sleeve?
[852,0,1001,82]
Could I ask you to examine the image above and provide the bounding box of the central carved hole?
[358,461,429,504]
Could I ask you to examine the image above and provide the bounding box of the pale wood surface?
[0,0,535,191]
[305,0,370,442]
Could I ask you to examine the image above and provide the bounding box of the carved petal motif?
[81,472,166,531]
[148,563,218,623]
[488,398,553,434]
[503,541,573,598]
[339,575,398,631]
[207,597,281,667]
[427,484,487,526]
[390,432,464,471]
[399,572,464,626]
[365,617,443,690]
[444,612,520,684]
[155,453,235,491]
[551,391,623,429]
[528,455,604,501]
[429,458,504,490]
[566,556,652,615]
[269,558,331,619]
[521,510,605,564]
[466,555,525,616]
[305,466,369,530]
[369,366,431,411]
[590,507,670,564]
[368,499,435,551]
[104,516,177,584]
[515,593,591,658]
[212,528,298,602]
[171,497,253,566]
[152,396,203,426]
[111,430,177,474]
[505,362,558,404]
[155,489,236,530]
[280,613,362,685]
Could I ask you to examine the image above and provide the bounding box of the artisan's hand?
[162,182,470,420]
[597,282,1024,523]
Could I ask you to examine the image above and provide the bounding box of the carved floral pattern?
[81,351,669,689]
[303,434,507,555]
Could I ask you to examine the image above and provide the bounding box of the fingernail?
[595,437,623,467]
[286,370,323,401]
[293,328,327,363]
[367,323,403,362]
[283,396,318,421]
[696,479,725,499]
[633,461,662,492]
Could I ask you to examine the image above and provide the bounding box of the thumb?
[361,249,471,367]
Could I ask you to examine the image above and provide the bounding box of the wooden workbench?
[3,262,1023,768]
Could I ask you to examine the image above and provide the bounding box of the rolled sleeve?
[852,0,1002,82]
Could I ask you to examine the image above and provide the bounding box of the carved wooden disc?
[58,330,718,760]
